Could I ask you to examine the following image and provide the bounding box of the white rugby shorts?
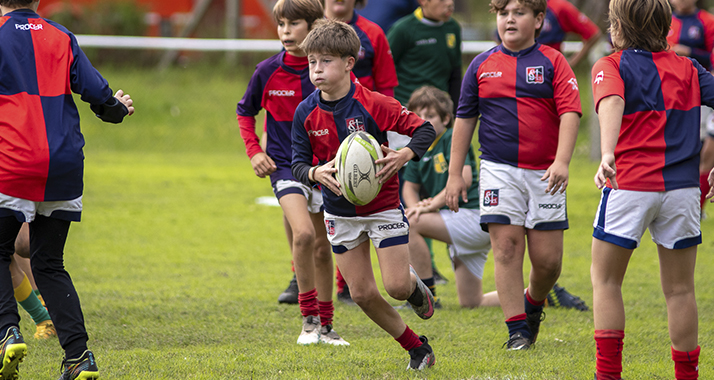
[0,192,82,222]
[593,187,701,249]
[479,160,568,231]
[273,179,323,214]
[440,208,490,279]
[323,208,409,254]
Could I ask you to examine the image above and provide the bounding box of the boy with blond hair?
[591,0,714,378]
[291,19,438,370]
[236,0,349,346]
[445,0,581,350]
[0,0,134,378]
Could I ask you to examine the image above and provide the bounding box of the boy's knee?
[292,229,315,250]
[384,281,413,301]
[349,286,381,307]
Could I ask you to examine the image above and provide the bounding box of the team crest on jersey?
[526,66,544,84]
[433,153,448,174]
[325,220,335,236]
[446,33,456,48]
[688,26,701,40]
[542,18,551,32]
[358,45,366,60]
[484,189,499,207]
[346,115,365,133]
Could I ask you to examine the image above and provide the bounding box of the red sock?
[526,288,546,306]
[318,300,334,326]
[395,325,422,351]
[298,288,319,317]
[595,329,625,380]
[672,345,700,380]
[335,266,346,293]
[291,260,295,273]
[700,173,710,209]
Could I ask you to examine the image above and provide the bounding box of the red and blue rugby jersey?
[350,13,399,93]
[538,0,600,52]
[668,9,714,71]
[592,49,714,192]
[292,83,428,217]
[0,9,114,202]
[236,51,315,186]
[456,43,581,170]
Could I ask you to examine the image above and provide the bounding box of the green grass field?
[14,64,714,379]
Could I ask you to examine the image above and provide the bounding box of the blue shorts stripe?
[274,186,304,200]
[480,214,512,232]
[592,228,637,249]
[533,220,569,230]
[332,245,349,254]
[378,235,409,248]
[673,235,702,249]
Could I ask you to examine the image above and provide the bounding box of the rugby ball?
[334,131,384,205]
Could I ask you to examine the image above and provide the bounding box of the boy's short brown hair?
[0,0,34,7]
[273,0,324,28]
[300,18,361,59]
[407,86,454,128]
[608,0,670,52]
[489,0,547,38]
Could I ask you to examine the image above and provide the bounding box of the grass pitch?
[14,64,714,379]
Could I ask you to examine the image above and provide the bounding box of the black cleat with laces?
[503,331,531,351]
[407,336,435,370]
[546,283,589,311]
[57,350,99,380]
[0,326,26,380]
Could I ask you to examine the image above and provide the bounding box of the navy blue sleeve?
[68,33,113,106]
[694,58,714,108]
[291,104,315,186]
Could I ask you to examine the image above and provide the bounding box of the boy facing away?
[236,0,349,346]
[291,19,438,370]
[445,0,581,350]
[0,0,134,378]
[591,0,713,378]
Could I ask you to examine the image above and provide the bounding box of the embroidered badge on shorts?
[325,220,336,236]
[484,189,499,207]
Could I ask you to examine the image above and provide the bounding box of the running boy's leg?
[335,240,410,336]
[310,211,333,304]
[279,193,317,297]
[591,239,633,380]
[29,215,88,359]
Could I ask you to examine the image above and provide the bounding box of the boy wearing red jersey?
[0,0,134,378]
[292,19,437,370]
[591,0,713,378]
[236,0,349,346]
[445,0,581,350]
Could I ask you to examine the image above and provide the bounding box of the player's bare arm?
[542,111,579,195]
[375,145,414,184]
[707,168,714,201]
[568,30,602,67]
[312,158,341,196]
[594,95,625,190]
[445,117,478,212]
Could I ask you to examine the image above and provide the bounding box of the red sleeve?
[591,54,625,113]
[369,26,399,91]
[237,115,262,158]
[547,48,582,116]
[701,11,714,70]
[668,16,682,47]
[553,0,600,41]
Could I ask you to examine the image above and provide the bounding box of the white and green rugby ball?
[334,131,384,206]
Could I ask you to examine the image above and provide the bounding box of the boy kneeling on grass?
[0,0,134,379]
[291,19,438,370]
